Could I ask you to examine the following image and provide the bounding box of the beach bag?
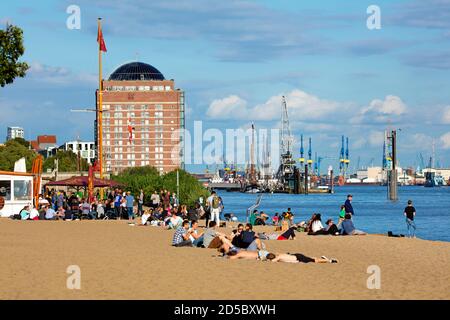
[212,195,220,209]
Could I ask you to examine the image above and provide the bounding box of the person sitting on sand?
[172,220,194,247]
[249,209,259,225]
[202,221,228,248]
[341,213,366,235]
[28,207,39,220]
[55,206,66,220]
[277,225,298,240]
[308,214,328,235]
[232,223,264,251]
[305,213,316,233]
[189,220,204,247]
[285,208,294,227]
[325,219,340,235]
[166,210,183,230]
[272,212,280,226]
[20,205,31,220]
[44,205,57,220]
[141,209,152,226]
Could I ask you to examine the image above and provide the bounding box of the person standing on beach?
[344,194,354,216]
[150,191,160,209]
[138,189,144,216]
[125,191,135,221]
[207,191,221,226]
[404,200,416,238]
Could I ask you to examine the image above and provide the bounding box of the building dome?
[108,62,165,81]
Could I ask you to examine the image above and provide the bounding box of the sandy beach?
[0,218,449,300]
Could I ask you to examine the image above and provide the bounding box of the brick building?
[96,62,185,174]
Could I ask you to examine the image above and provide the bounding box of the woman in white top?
[309,214,328,235]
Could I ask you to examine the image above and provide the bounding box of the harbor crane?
[277,96,296,191]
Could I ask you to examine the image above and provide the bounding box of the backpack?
[212,195,220,209]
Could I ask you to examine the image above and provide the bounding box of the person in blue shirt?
[341,214,366,235]
[344,194,354,216]
[125,191,135,221]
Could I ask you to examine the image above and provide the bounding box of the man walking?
[207,191,221,226]
[404,200,416,238]
[344,194,355,216]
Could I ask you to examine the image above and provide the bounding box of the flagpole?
[98,17,104,199]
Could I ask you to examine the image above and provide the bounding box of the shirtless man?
[226,250,338,264]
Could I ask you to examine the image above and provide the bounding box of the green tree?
[0,24,29,87]
[43,150,89,172]
[0,139,37,171]
[11,137,30,148]
[112,166,209,207]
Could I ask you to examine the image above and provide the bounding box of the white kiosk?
[0,169,34,218]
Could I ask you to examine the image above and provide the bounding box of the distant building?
[59,141,96,164]
[6,126,24,141]
[30,135,58,158]
[96,61,185,174]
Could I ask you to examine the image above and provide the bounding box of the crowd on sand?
[10,188,418,264]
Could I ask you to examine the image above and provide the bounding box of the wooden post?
[304,165,308,195]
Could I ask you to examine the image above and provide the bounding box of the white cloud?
[251,89,341,121]
[206,95,248,119]
[442,106,450,124]
[351,95,407,124]
[207,89,343,121]
[440,132,450,149]
[27,62,97,86]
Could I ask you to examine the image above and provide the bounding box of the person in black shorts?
[271,253,338,264]
[404,200,416,238]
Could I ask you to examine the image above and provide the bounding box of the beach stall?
[0,171,34,217]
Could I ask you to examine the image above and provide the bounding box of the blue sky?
[1,0,450,172]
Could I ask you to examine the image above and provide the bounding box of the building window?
[14,180,32,201]
[0,180,11,200]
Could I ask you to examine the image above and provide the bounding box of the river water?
[216,186,450,242]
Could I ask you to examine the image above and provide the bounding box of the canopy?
[45,176,121,188]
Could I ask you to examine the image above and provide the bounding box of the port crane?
[276,96,296,191]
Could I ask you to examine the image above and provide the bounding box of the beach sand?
[0,219,449,300]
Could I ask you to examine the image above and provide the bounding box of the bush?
[112,166,209,207]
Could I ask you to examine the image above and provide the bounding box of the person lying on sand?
[226,250,338,264]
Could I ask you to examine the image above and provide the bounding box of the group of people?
[137,190,224,229]
[171,219,339,264]
[11,187,417,240]
[10,188,142,221]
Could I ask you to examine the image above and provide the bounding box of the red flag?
[127,118,135,143]
[97,23,107,52]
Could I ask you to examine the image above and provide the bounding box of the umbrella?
[45,176,121,188]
